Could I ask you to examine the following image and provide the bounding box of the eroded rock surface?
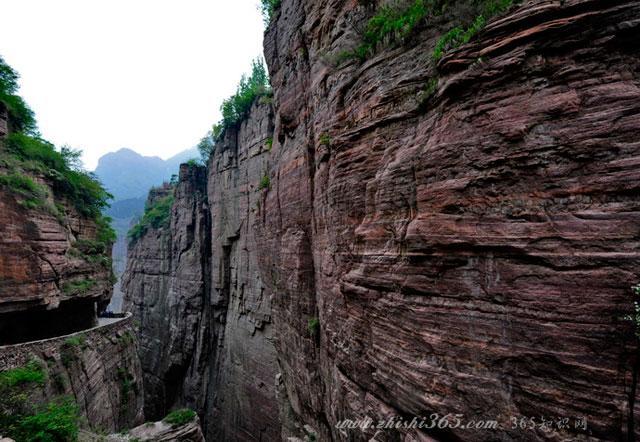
[0,314,144,432]
[125,0,639,441]
[124,104,282,441]
[261,0,640,440]
[89,415,205,442]
[0,162,113,343]
[122,175,209,420]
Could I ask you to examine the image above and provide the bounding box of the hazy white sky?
[0,0,265,170]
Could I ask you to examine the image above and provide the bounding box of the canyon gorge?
[1,0,640,441]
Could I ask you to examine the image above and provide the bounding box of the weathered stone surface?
[261,0,640,440]
[124,1,640,441]
[122,176,209,420]
[204,101,281,441]
[93,415,205,442]
[124,103,282,440]
[0,314,144,432]
[0,160,113,323]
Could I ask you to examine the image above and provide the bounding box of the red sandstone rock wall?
[0,314,144,432]
[204,101,281,441]
[0,162,112,317]
[260,0,640,440]
[123,104,282,441]
[122,176,209,420]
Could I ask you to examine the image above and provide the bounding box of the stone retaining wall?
[0,312,144,433]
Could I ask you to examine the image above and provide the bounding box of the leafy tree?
[197,132,215,162]
[260,0,281,24]
[217,59,270,137]
[0,56,37,134]
[0,56,115,243]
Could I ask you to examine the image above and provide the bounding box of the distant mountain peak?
[94,147,198,203]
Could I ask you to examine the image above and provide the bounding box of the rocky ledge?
[0,313,144,433]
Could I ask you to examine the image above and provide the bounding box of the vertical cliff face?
[124,102,282,441]
[124,0,639,441]
[122,170,210,420]
[205,101,281,441]
[260,0,640,440]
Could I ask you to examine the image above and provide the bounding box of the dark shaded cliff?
[122,174,210,419]
[123,106,281,441]
[124,0,640,441]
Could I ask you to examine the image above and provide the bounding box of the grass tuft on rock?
[163,409,196,427]
[0,360,45,388]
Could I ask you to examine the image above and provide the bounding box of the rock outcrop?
[204,101,281,441]
[261,0,640,440]
[0,160,113,344]
[122,175,209,420]
[123,103,282,441]
[124,0,640,441]
[80,413,206,442]
[0,314,144,432]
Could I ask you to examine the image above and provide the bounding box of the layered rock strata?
[124,103,283,441]
[0,163,113,344]
[260,0,640,440]
[125,0,640,441]
[0,314,144,432]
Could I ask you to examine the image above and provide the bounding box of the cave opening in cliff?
[0,299,98,345]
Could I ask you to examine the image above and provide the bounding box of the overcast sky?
[0,0,265,170]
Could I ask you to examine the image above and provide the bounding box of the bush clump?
[260,0,281,24]
[128,192,175,244]
[214,59,270,141]
[258,174,271,190]
[0,172,48,208]
[307,317,320,337]
[0,360,45,388]
[0,359,80,442]
[0,56,36,134]
[163,409,196,427]
[62,279,96,295]
[624,284,640,339]
[4,133,113,219]
[11,398,80,442]
[337,0,429,63]
[433,0,515,60]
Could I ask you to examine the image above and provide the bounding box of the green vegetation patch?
[163,409,196,427]
[260,0,281,24]
[1,57,115,251]
[258,174,271,191]
[4,133,113,219]
[308,317,320,337]
[213,59,270,141]
[0,359,79,441]
[117,368,137,405]
[337,0,517,64]
[128,192,175,244]
[0,172,48,208]
[433,0,515,60]
[62,279,96,295]
[623,284,640,339]
[338,0,429,63]
[0,360,45,388]
[11,397,80,442]
[0,56,36,134]
[64,335,86,348]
